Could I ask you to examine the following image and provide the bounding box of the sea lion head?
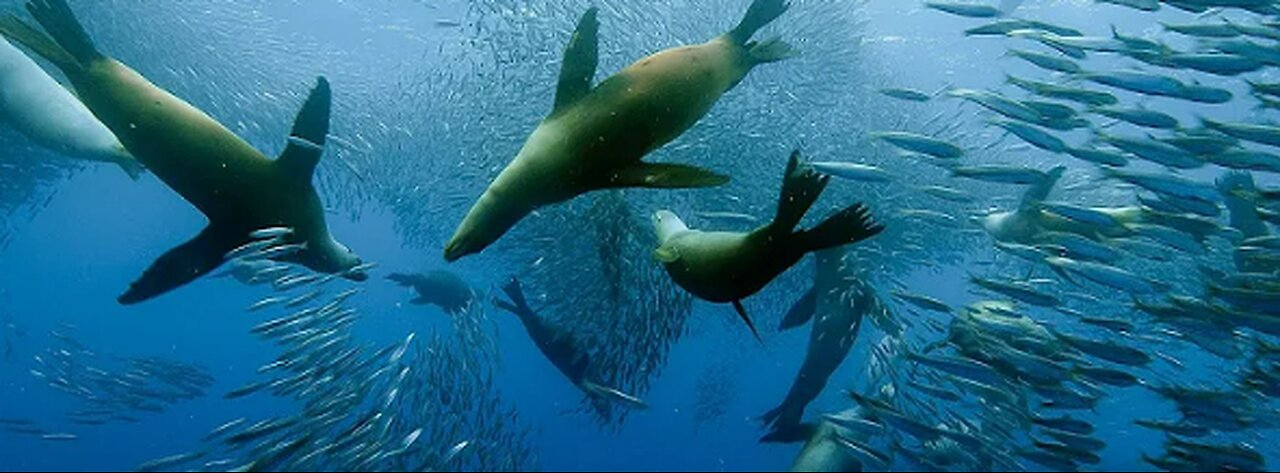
[300,235,367,281]
[652,210,689,243]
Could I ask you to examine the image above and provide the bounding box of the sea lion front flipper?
[118,225,243,305]
[409,296,430,305]
[778,285,817,331]
[552,7,599,114]
[276,77,331,181]
[652,244,680,263]
[733,300,764,344]
[613,163,730,189]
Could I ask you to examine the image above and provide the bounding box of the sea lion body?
[445,0,796,261]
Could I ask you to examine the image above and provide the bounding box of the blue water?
[1,0,1278,471]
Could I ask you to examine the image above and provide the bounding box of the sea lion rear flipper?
[552,8,599,115]
[770,151,828,234]
[118,225,243,305]
[1018,165,1065,212]
[732,300,764,344]
[613,163,729,189]
[778,285,817,331]
[276,77,331,181]
[0,0,102,74]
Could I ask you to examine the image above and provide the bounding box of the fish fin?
[770,150,828,234]
[793,203,884,254]
[611,163,729,189]
[276,77,331,181]
[652,245,680,264]
[728,0,790,45]
[747,37,797,64]
[778,285,817,331]
[118,225,243,305]
[1019,165,1065,212]
[552,8,598,115]
[733,300,764,344]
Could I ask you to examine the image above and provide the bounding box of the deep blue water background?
[0,0,1277,471]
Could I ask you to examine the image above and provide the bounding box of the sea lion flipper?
[614,163,730,189]
[16,0,103,70]
[552,8,599,114]
[652,245,680,263]
[118,226,242,305]
[770,151,828,234]
[733,300,764,344]
[0,13,77,72]
[778,285,817,331]
[276,77,331,181]
[1018,165,1065,212]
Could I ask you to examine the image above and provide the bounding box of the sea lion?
[788,410,865,473]
[0,36,141,178]
[0,0,365,304]
[762,248,882,443]
[387,271,475,315]
[652,151,884,340]
[493,278,646,409]
[444,0,797,261]
[980,165,1216,247]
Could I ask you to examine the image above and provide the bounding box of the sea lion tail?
[794,204,884,254]
[770,150,828,235]
[729,0,789,45]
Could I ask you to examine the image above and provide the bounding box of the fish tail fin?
[746,36,797,65]
[728,0,789,45]
[793,203,884,254]
[770,150,828,234]
[6,0,103,74]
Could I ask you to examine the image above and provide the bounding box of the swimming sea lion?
[652,151,884,340]
[493,277,647,409]
[980,166,1216,247]
[762,248,882,443]
[387,271,475,315]
[0,0,366,304]
[444,0,797,261]
[0,36,141,178]
[788,409,865,473]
